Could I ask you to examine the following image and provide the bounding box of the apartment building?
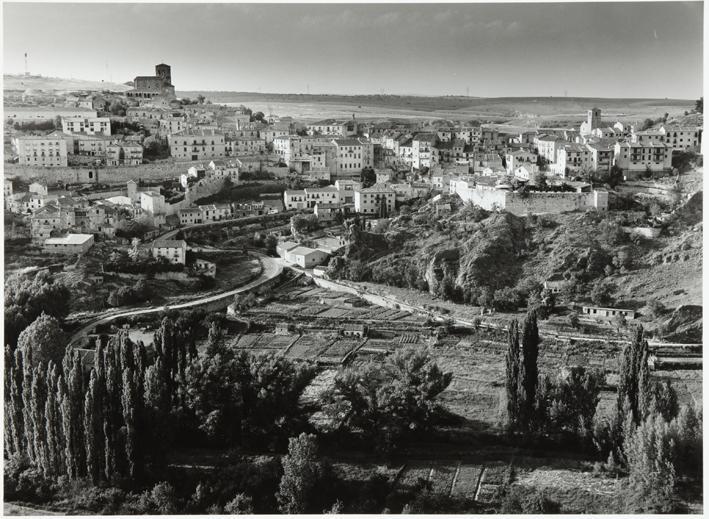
[631,129,666,146]
[229,137,266,156]
[307,118,356,136]
[534,134,563,163]
[412,134,437,169]
[505,150,537,174]
[586,142,615,175]
[334,179,362,204]
[106,143,143,166]
[169,129,226,161]
[661,126,702,151]
[61,116,112,136]
[354,183,395,215]
[13,135,69,167]
[613,142,673,174]
[332,138,369,175]
[260,128,289,144]
[159,116,187,135]
[556,143,593,176]
[178,207,202,225]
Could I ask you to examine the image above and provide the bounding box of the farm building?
[543,274,565,294]
[43,233,94,255]
[580,305,636,320]
[285,246,330,269]
[342,323,367,338]
[276,240,299,259]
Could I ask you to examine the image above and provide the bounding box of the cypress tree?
[504,320,520,432]
[617,326,648,425]
[518,309,540,432]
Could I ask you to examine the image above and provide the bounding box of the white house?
[285,246,330,269]
[151,239,187,265]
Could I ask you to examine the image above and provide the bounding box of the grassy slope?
[4,74,131,92]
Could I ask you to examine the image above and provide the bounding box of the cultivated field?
[177,91,694,124]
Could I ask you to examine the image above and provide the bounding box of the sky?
[2,2,704,98]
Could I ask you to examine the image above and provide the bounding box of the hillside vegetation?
[327,192,702,337]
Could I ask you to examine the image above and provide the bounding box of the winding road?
[68,251,282,347]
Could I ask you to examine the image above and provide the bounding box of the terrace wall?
[457,187,608,215]
[5,162,183,186]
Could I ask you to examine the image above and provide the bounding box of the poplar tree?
[30,366,49,475]
[22,350,36,463]
[44,363,66,477]
[84,369,105,484]
[122,368,141,479]
[64,350,85,478]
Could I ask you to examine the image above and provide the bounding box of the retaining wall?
[4,162,185,187]
[457,187,608,215]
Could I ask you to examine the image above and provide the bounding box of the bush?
[107,280,151,307]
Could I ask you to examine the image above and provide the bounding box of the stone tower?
[155,63,172,86]
[587,107,601,130]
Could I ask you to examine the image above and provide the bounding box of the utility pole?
[24,52,28,76]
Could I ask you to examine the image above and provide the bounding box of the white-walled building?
[169,129,226,161]
[285,246,330,269]
[661,126,702,151]
[613,142,673,175]
[284,190,307,210]
[354,183,395,215]
[61,116,111,136]
[12,135,68,167]
[140,191,166,215]
[151,239,187,264]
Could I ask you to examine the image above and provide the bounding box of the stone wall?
[4,162,184,187]
[504,191,606,216]
[457,186,608,215]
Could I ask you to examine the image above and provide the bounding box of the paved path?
[68,252,283,347]
[4,503,63,516]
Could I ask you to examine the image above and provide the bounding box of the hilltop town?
[4,63,704,514]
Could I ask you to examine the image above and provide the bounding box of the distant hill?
[4,74,131,93]
[177,91,696,123]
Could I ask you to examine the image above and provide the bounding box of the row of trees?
[501,313,702,512]
[5,332,158,485]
